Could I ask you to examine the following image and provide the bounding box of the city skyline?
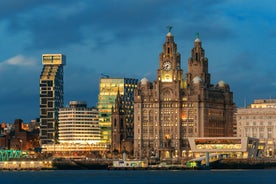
[0,0,276,123]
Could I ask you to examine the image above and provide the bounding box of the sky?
[0,0,276,123]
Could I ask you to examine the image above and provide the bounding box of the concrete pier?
[0,160,53,170]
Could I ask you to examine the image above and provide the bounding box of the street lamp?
[19,139,22,150]
[52,139,56,157]
[17,138,22,151]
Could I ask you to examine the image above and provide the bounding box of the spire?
[116,88,121,101]
[114,87,121,111]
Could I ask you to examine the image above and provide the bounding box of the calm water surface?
[0,169,274,184]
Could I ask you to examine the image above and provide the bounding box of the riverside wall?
[210,158,276,169]
[0,160,53,170]
[52,158,111,170]
[2,158,276,170]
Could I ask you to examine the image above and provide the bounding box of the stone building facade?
[133,31,235,160]
[111,91,136,156]
[236,99,276,157]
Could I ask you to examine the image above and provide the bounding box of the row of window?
[196,144,242,150]
[239,121,274,126]
[59,119,99,122]
[59,110,97,112]
[59,126,99,129]
[238,116,275,119]
[139,121,198,127]
[139,101,194,107]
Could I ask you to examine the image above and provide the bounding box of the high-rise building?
[97,77,138,144]
[58,101,100,144]
[133,30,235,160]
[40,54,66,145]
[237,99,276,157]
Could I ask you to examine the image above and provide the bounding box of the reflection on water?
[0,169,274,184]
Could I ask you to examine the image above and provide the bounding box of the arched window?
[120,118,124,127]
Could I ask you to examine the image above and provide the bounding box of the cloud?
[0,0,275,122]
[0,54,40,123]
[3,0,231,50]
[0,55,37,69]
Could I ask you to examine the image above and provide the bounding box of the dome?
[195,38,201,42]
[141,77,149,85]
[218,80,227,87]
[192,76,202,84]
[166,32,173,37]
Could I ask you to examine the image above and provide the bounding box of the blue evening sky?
[0,0,276,123]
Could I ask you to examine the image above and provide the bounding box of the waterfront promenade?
[1,158,276,170]
[0,160,53,170]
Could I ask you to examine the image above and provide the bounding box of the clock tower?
[134,29,235,161]
[157,29,183,83]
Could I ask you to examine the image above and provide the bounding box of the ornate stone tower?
[133,30,236,160]
[186,34,210,87]
[184,35,235,138]
[134,30,185,160]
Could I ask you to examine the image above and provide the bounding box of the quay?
[52,158,111,170]
[108,165,206,170]
[1,158,276,170]
[108,158,276,170]
[210,158,276,169]
[0,160,53,170]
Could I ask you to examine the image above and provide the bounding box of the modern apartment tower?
[133,31,235,160]
[58,101,100,144]
[97,77,138,144]
[40,54,66,145]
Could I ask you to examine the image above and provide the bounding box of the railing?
[0,150,27,161]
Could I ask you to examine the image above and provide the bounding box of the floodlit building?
[133,30,236,160]
[237,99,276,157]
[40,54,66,145]
[188,137,260,159]
[58,101,100,144]
[97,77,138,144]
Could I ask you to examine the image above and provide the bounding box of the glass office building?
[97,78,138,144]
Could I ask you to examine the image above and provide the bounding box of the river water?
[0,169,274,184]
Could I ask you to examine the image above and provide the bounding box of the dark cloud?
[0,0,46,18]
[0,63,40,122]
[4,0,229,50]
[1,0,276,122]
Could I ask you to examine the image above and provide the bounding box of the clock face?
[163,61,171,71]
